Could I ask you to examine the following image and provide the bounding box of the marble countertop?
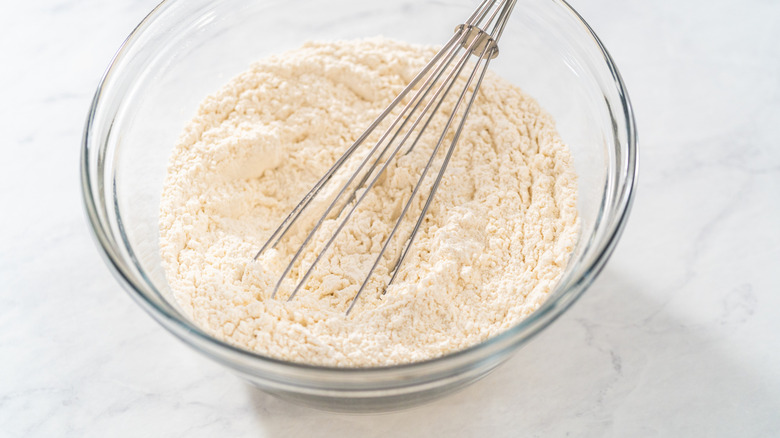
[2,0,778,436]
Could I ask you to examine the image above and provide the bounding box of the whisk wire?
[254,33,463,262]
[288,29,490,303]
[383,45,495,302]
[271,35,466,299]
[349,38,497,314]
[333,38,464,216]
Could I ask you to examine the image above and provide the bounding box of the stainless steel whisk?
[254,0,517,314]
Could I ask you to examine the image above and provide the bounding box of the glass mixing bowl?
[81,0,637,412]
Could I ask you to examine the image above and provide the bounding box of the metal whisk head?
[254,0,517,314]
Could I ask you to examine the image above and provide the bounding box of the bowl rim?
[80,0,638,376]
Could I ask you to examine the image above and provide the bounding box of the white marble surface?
[2,0,779,436]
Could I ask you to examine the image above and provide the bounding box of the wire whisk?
[254,0,517,314]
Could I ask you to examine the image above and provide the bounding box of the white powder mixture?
[159,38,579,367]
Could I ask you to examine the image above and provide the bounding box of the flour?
[159,38,579,367]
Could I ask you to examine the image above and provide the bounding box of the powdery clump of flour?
[159,38,579,367]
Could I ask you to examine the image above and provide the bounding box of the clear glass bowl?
[81,0,637,412]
